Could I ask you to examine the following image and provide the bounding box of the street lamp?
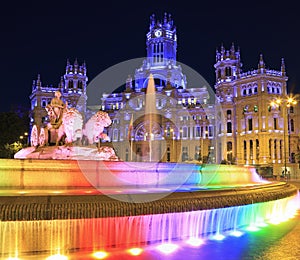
[271,96,297,178]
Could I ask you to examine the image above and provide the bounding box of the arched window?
[274,139,277,159]
[227,122,232,133]
[125,148,129,161]
[182,127,188,138]
[248,118,253,131]
[290,119,294,132]
[227,110,231,119]
[244,141,247,162]
[227,141,233,162]
[113,129,118,142]
[68,80,73,88]
[167,147,171,162]
[78,81,83,89]
[256,139,259,160]
[225,67,232,77]
[280,140,283,159]
[250,140,253,159]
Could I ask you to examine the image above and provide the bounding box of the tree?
[0,107,29,158]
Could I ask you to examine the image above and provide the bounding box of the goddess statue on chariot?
[30,91,111,149]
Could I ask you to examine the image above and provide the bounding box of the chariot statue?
[29,91,114,159]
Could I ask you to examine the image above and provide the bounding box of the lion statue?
[83,111,111,145]
[55,108,83,145]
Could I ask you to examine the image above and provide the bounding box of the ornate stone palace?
[29,13,300,170]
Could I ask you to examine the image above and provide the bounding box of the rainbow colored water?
[1,192,299,259]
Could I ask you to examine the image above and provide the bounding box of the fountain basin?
[0,159,264,188]
[0,158,299,257]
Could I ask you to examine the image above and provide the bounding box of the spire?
[164,12,168,25]
[230,42,235,58]
[150,14,155,29]
[82,60,87,75]
[74,58,78,73]
[220,43,225,60]
[66,58,71,73]
[258,54,265,69]
[36,74,42,88]
[216,48,220,62]
[125,74,133,92]
[220,43,225,54]
[58,76,64,89]
[281,58,286,76]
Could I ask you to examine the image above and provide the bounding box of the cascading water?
[1,194,299,257]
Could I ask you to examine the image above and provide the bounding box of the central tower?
[146,13,177,66]
[134,13,187,91]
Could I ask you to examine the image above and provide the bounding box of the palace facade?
[29,13,300,171]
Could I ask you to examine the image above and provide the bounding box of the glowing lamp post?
[271,96,297,177]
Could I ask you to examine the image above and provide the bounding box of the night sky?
[1,0,299,112]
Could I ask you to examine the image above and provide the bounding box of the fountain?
[0,159,298,259]
[143,74,157,162]
[1,75,299,259]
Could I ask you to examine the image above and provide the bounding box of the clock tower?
[146,13,177,66]
[134,13,186,91]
